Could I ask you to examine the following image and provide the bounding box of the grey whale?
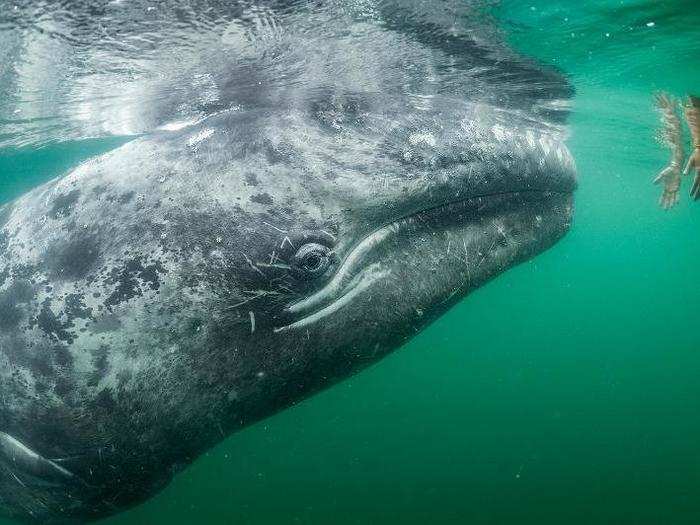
[0,1,576,522]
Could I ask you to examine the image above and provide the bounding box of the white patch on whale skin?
[158,119,200,131]
[187,128,215,148]
[408,131,437,147]
[539,135,554,157]
[525,129,537,149]
[249,311,256,333]
[491,124,507,143]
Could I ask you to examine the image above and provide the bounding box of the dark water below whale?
[1,1,699,523]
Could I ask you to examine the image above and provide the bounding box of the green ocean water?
[1,1,699,524]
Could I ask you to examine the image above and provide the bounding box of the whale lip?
[275,263,390,333]
[276,186,574,332]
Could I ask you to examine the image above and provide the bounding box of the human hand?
[654,163,682,209]
[685,148,700,200]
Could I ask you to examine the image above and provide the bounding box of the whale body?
[0,1,575,522]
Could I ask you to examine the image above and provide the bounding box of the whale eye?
[293,243,332,278]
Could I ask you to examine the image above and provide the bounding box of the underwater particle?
[646,22,655,27]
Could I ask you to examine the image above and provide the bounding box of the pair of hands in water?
[654,94,700,209]
[654,146,700,208]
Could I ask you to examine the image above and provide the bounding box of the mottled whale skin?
[0,1,575,522]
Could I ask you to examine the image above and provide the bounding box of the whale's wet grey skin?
[0,1,575,522]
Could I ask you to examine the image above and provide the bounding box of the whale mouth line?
[274,264,389,333]
[275,188,573,332]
